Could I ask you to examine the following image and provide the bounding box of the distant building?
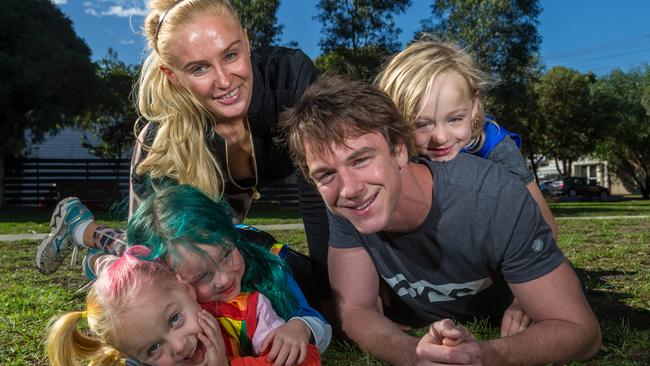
[26,127,129,159]
[26,127,95,159]
[535,156,636,195]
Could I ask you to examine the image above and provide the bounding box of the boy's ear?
[471,92,480,119]
[160,64,180,85]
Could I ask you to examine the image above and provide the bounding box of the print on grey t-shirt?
[383,273,493,302]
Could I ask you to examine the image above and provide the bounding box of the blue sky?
[52,0,650,75]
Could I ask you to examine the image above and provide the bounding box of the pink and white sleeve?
[251,293,286,355]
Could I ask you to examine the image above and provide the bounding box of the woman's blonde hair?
[46,247,178,366]
[135,0,243,200]
[376,36,493,152]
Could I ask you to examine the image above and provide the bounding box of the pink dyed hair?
[97,245,173,301]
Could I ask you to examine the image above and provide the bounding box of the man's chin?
[350,217,387,235]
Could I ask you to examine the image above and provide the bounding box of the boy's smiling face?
[413,70,477,161]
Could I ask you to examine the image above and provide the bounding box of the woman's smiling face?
[161,13,253,123]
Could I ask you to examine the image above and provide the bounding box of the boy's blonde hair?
[376,37,493,152]
[46,247,178,366]
[135,0,243,200]
[280,75,416,180]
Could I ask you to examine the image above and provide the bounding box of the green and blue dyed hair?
[126,184,297,320]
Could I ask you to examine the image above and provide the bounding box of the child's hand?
[261,318,311,366]
[197,309,228,366]
[500,297,532,337]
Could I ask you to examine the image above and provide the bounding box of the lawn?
[1,200,649,365]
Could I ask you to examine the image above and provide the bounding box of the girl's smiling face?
[413,70,478,162]
[174,244,246,303]
[117,278,207,366]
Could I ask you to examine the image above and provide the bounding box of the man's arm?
[481,260,601,365]
[328,247,420,365]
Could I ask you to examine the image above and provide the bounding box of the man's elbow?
[580,319,602,361]
[338,307,361,338]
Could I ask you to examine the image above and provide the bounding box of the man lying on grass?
[280,76,601,366]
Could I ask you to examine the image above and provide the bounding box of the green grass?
[549,198,650,217]
[3,198,649,235]
[1,202,649,365]
[0,206,303,235]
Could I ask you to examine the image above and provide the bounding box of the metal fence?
[3,158,298,208]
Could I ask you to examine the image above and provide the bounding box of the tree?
[79,49,139,160]
[418,0,543,175]
[315,0,411,79]
[231,0,283,49]
[593,67,650,199]
[0,0,97,206]
[534,67,599,176]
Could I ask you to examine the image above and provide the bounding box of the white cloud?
[101,5,148,17]
[82,1,147,18]
[119,38,136,45]
[84,7,99,16]
[51,0,67,4]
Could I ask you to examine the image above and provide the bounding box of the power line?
[542,34,650,61]
[587,47,650,61]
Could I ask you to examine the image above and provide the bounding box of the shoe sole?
[35,197,79,273]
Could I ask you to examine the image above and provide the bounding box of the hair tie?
[81,310,87,319]
[153,0,186,50]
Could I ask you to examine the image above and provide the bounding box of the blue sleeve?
[286,273,326,322]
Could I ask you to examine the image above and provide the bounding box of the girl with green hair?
[86,184,330,365]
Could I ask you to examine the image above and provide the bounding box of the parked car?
[539,180,553,198]
[549,177,610,198]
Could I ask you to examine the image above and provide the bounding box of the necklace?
[223,118,260,200]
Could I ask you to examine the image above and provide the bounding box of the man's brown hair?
[279,75,416,179]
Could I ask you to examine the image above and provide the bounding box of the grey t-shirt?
[328,154,564,324]
[484,135,534,184]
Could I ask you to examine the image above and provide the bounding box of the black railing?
[3,158,299,208]
[4,158,129,208]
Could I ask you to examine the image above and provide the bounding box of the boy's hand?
[261,318,311,366]
[197,309,228,365]
[500,297,532,337]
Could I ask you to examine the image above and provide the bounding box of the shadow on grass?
[577,268,650,329]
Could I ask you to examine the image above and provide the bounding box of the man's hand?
[500,297,532,337]
[415,319,483,365]
[262,318,312,366]
[197,309,228,365]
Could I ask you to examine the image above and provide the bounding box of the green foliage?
[315,0,411,79]
[534,66,600,176]
[0,0,97,157]
[592,67,650,198]
[314,44,394,80]
[0,0,98,206]
[418,0,543,165]
[231,0,283,49]
[79,49,139,159]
